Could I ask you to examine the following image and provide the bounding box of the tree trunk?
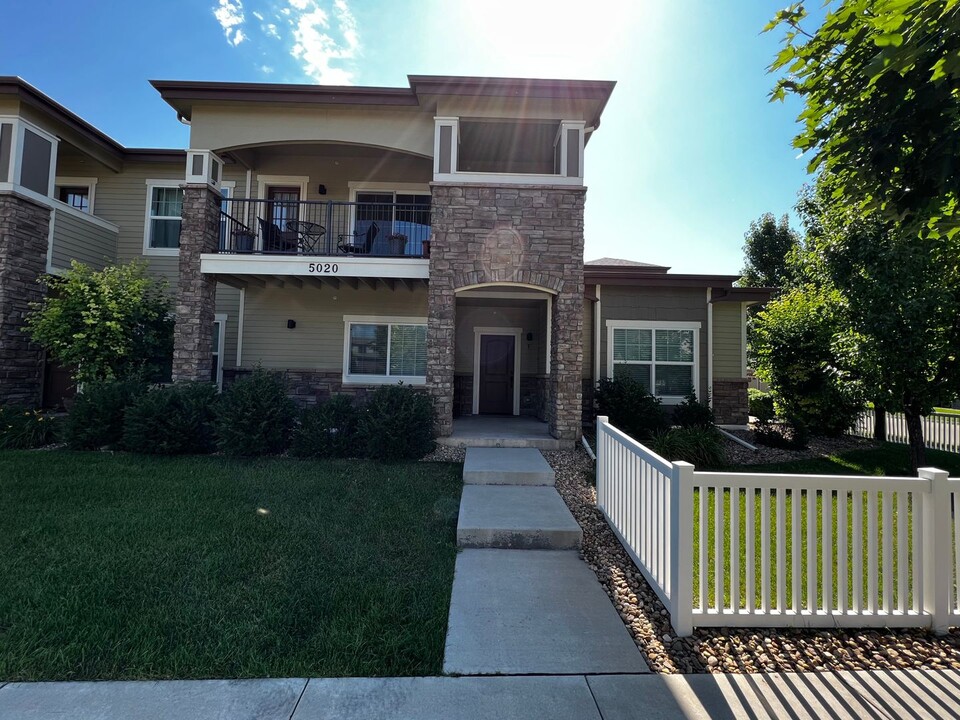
[903,402,926,473]
[873,406,887,442]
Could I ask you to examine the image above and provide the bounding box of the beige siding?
[49,207,117,270]
[216,286,242,370]
[454,301,547,376]
[241,284,427,369]
[713,302,744,379]
[599,285,709,400]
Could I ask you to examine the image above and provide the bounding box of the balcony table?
[286,220,326,254]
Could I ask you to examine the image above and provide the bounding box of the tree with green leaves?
[26,260,173,385]
[796,176,960,469]
[739,213,802,288]
[768,0,960,237]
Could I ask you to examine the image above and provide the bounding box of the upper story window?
[54,177,96,214]
[144,181,183,255]
[457,120,560,175]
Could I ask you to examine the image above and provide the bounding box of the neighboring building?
[0,75,767,445]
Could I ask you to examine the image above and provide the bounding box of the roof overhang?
[585,268,741,288]
[711,287,777,304]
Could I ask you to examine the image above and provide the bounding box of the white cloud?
[252,10,264,20]
[265,23,279,38]
[214,0,246,46]
[289,0,360,84]
[261,65,274,74]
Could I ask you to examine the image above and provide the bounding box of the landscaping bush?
[358,384,434,461]
[123,382,219,455]
[291,394,360,459]
[651,427,726,468]
[748,388,775,423]
[595,376,669,442]
[0,406,60,449]
[214,368,296,456]
[671,391,714,429]
[753,417,809,450]
[65,378,148,450]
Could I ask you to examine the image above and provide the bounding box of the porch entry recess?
[473,327,522,416]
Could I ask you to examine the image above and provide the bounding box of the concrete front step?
[462,448,555,486]
[457,485,582,550]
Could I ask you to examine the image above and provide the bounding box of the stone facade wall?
[173,184,220,382]
[223,368,424,407]
[0,192,50,406]
[713,378,749,425]
[428,184,585,445]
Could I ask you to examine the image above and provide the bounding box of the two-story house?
[0,75,765,448]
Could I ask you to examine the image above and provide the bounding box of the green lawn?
[0,451,462,681]
[695,443,960,610]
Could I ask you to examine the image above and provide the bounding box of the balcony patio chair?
[257,217,298,253]
[337,221,379,255]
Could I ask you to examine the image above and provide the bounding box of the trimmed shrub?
[358,384,434,461]
[651,427,726,469]
[595,376,669,442]
[292,394,360,459]
[671,391,714,429]
[754,418,809,450]
[65,378,148,450]
[0,407,60,449]
[214,368,296,456]
[123,382,219,455]
[748,388,775,423]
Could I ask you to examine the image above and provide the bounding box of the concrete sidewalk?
[2,670,959,719]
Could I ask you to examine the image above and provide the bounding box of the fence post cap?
[918,466,949,480]
[597,415,609,423]
[673,460,695,468]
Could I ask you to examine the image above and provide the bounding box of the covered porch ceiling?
[215,273,428,292]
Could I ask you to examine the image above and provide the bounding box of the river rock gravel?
[544,446,960,674]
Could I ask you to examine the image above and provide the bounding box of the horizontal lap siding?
[241,284,428,369]
[599,285,709,398]
[454,303,546,376]
[50,210,116,270]
[712,302,744,379]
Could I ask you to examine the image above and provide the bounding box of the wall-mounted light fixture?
[526,332,534,342]
[287,319,296,329]
[317,184,327,195]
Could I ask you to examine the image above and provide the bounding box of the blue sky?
[1,0,817,275]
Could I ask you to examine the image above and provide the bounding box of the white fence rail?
[596,416,960,636]
[851,409,960,454]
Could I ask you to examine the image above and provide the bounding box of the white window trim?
[472,327,522,416]
[143,179,184,257]
[605,320,701,405]
[213,313,227,390]
[342,314,427,386]
[256,175,309,201]
[54,176,97,214]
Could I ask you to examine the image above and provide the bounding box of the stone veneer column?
[0,191,50,406]
[713,378,749,425]
[428,184,585,444]
[172,184,221,383]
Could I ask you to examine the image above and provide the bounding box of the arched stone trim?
[453,280,559,295]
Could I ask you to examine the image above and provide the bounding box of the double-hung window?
[606,321,700,402]
[144,181,183,254]
[343,316,427,384]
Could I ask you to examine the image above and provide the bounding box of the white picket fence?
[596,416,960,636]
[851,409,960,454]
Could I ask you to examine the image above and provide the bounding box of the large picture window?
[144,182,183,254]
[343,316,427,384]
[607,321,699,402]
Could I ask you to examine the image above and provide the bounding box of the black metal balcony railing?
[218,199,432,257]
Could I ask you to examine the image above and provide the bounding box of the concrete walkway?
[445,446,648,674]
[3,670,959,719]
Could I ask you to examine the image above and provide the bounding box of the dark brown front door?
[478,334,515,415]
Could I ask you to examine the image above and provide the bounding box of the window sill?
[341,375,426,386]
[144,247,180,257]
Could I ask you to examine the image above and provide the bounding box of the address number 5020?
[308,263,339,273]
